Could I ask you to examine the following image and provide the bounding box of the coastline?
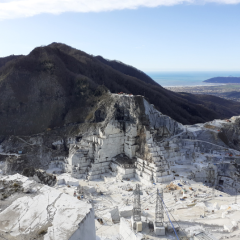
[165,83,226,88]
[146,71,240,88]
[165,83,240,102]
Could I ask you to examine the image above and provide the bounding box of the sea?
[146,71,240,87]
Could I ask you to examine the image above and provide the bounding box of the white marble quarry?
[2,96,240,240]
[0,174,96,240]
[45,94,240,192]
[52,95,183,183]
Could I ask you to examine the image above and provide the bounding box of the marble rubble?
[0,174,96,240]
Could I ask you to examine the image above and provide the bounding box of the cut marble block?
[142,172,153,181]
[154,226,165,236]
[117,172,135,180]
[119,205,133,218]
[136,169,142,177]
[87,174,101,180]
[153,174,173,183]
[153,171,170,177]
[143,168,153,176]
[109,207,120,223]
[136,222,142,232]
[135,173,153,186]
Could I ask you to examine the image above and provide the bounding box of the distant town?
[167,83,240,102]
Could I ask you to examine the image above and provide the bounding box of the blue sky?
[0,0,240,71]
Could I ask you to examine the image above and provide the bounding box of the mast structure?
[235,177,238,204]
[133,184,141,221]
[208,164,215,198]
[155,188,164,227]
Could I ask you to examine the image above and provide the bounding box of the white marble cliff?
[47,93,240,191]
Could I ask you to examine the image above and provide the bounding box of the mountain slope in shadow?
[0,42,239,136]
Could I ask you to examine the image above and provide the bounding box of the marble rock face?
[0,174,96,240]
[53,94,183,183]
[48,94,240,186]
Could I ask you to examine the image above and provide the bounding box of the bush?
[38,229,47,235]
[13,182,20,188]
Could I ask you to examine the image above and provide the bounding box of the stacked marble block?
[180,140,208,163]
[67,148,91,178]
[64,120,140,180]
[181,140,196,159]
[158,139,182,162]
[135,158,153,185]
[135,157,173,184]
[135,142,173,184]
[88,121,138,180]
[135,134,168,183]
[48,156,67,172]
[87,125,127,180]
[87,162,112,180]
[124,123,138,159]
[48,160,66,174]
[110,162,135,180]
[150,137,173,182]
[193,164,218,185]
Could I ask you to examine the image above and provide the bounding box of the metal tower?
[133,184,141,221]
[159,157,165,177]
[234,178,238,204]
[155,188,164,227]
[208,164,215,198]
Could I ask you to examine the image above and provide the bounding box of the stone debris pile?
[0,174,96,240]
[0,179,23,200]
[22,167,57,186]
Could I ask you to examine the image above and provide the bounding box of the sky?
[0,0,240,71]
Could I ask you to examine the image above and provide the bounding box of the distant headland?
[204,77,240,83]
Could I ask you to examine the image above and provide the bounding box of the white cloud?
[0,0,239,20]
[206,0,240,3]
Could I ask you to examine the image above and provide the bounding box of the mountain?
[204,77,240,83]
[225,91,240,98]
[1,42,240,136]
[94,55,158,86]
[0,55,22,69]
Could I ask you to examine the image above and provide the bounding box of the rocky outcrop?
[220,116,240,151]
[22,167,56,186]
[47,94,180,183]
[0,174,96,240]
[47,94,239,188]
[0,179,23,200]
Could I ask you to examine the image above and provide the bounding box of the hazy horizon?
[147,71,240,87]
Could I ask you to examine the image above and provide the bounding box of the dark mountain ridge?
[0,55,22,69]
[0,42,240,136]
[94,55,158,86]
